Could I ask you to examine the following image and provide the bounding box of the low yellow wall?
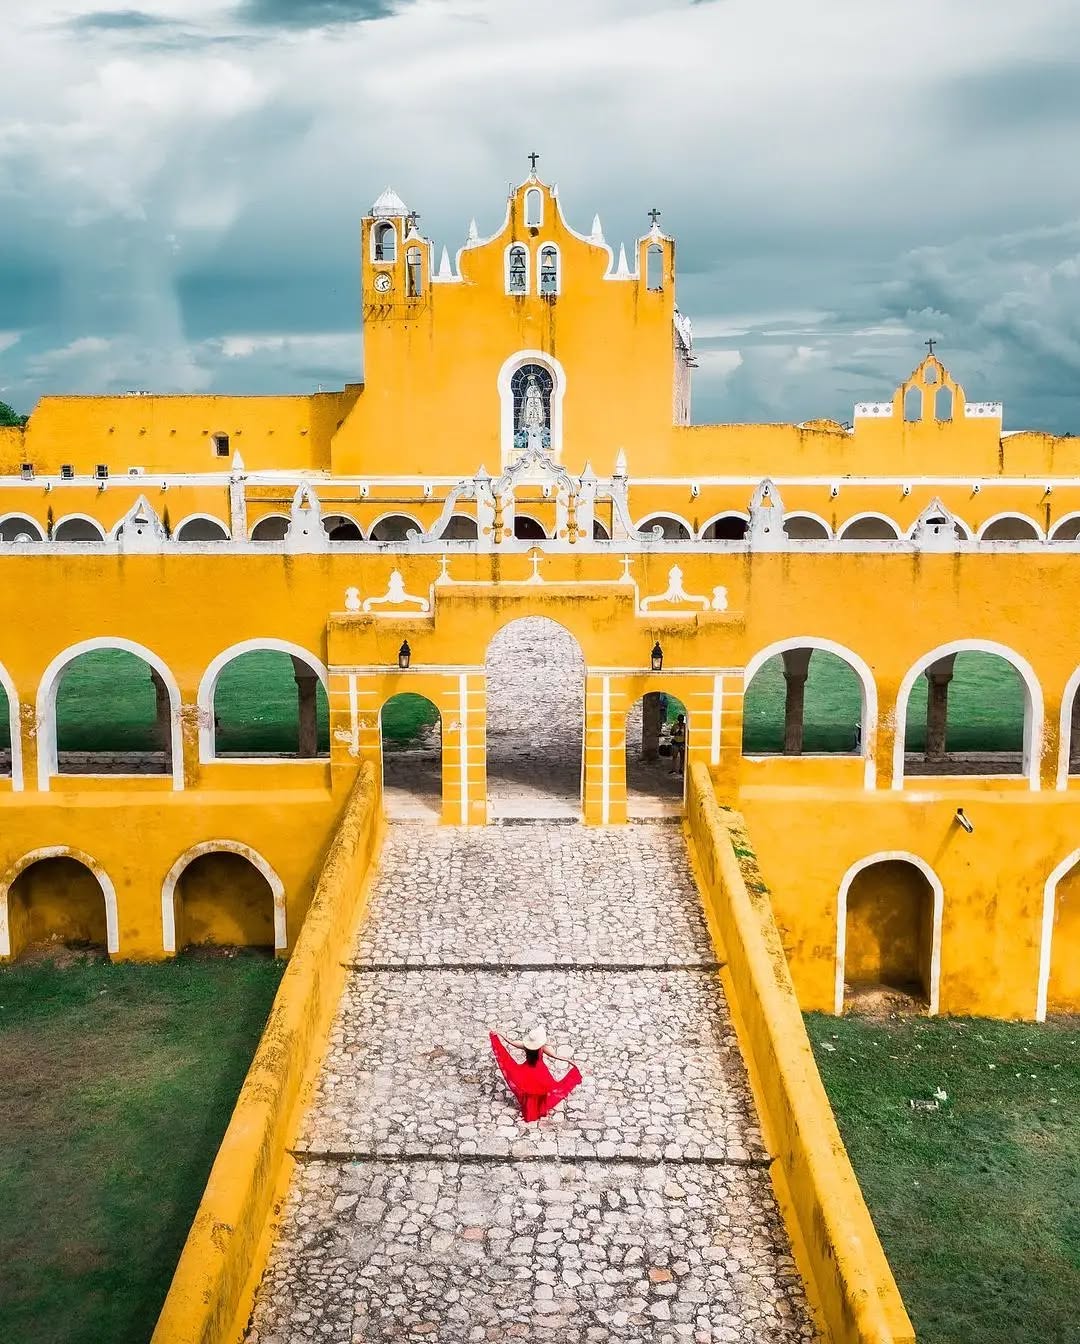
[685,762,914,1344]
[151,763,383,1344]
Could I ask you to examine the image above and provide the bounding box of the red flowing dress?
[490,1033,582,1123]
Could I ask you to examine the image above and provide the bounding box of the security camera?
[690,483,700,499]
[902,484,911,497]
[830,483,839,498]
[954,807,974,834]
[972,483,981,494]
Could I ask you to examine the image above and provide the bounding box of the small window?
[646,244,663,291]
[60,464,74,480]
[95,464,108,480]
[507,245,528,294]
[20,463,33,480]
[373,221,396,263]
[524,187,543,229]
[539,246,558,296]
[406,247,423,298]
[212,433,230,457]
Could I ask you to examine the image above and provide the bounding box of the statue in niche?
[521,374,546,432]
[512,363,553,451]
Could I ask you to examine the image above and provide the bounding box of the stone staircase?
[245,824,817,1343]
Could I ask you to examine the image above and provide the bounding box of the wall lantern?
[650,641,663,672]
[398,640,412,670]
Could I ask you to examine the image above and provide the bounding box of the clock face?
[373,271,392,293]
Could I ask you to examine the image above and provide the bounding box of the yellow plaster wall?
[685,764,914,1344]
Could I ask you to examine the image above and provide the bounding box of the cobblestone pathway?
[246,825,817,1344]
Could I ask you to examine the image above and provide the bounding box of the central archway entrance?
[485,617,584,819]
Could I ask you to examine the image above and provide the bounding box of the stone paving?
[246,824,818,1343]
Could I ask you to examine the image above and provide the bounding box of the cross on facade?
[648,208,662,225]
[925,337,937,355]
[528,152,540,172]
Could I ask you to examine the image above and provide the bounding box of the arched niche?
[700,512,749,541]
[513,515,547,540]
[836,854,942,1014]
[977,514,1042,542]
[369,513,422,543]
[53,515,106,541]
[1038,852,1080,1018]
[0,514,44,542]
[783,513,831,540]
[0,848,118,960]
[175,515,230,541]
[162,841,285,954]
[250,515,290,542]
[323,514,364,541]
[497,350,566,464]
[637,513,693,541]
[485,616,584,819]
[441,514,478,540]
[838,514,901,541]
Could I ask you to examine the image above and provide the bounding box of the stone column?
[781,648,814,755]
[641,692,663,762]
[292,658,319,757]
[150,670,172,768]
[924,654,957,762]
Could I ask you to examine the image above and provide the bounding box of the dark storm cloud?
[234,0,409,27]
[67,9,173,29]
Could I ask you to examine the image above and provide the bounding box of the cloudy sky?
[3,0,1080,431]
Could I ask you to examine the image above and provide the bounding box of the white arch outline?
[1048,512,1080,542]
[0,512,44,541]
[891,639,1043,790]
[161,839,287,954]
[174,513,231,541]
[440,513,479,540]
[368,511,423,542]
[1056,664,1080,789]
[834,851,944,1015]
[52,513,106,541]
[837,511,902,540]
[698,510,750,541]
[322,513,365,540]
[782,510,833,540]
[976,512,1044,542]
[1037,850,1080,1020]
[370,219,397,264]
[512,513,548,540]
[36,638,184,792]
[524,186,543,228]
[497,349,567,465]
[635,512,694,540]
[249,513,291,541]
[504,242,530,295]
[197,638,329,763]
[743,637,879,788]
[0,845,119,957]
[0,660,23,791]
[537,241,561,297]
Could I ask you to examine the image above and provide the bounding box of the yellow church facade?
[1,172,1079,1026]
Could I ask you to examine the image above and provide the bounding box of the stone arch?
[198,639,329,762]
[485,616,584,818]
[174,514,230,541]
[835,852,943,1015]
[1048,513,1080,542]
[743,637,877,788]
[624,689,688,816]
[699,512,750,541]
[53,514,106,541]
[0,513,44,542]
[380,691,442,821]
[893,640,1041,789]
[0,659,23,790]
[161,840,285,954]
[36,638,183,791]
[250,514,290,541]
[976,513,1043,542]
[783,512,831,540]
[497,349,567,463]
[838,512,902,541]
[0,846,118,959]
[322,514,364,541]
[636,513,693,540]
[369,513,423,542]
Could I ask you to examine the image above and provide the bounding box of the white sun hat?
[521,1024,547,1050]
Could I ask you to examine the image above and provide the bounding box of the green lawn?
[744,651,1025,753]
[806,1012,1080,1344]
[381,691,440,746]
[0,956,283,1344]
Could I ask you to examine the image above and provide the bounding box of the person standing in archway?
[490,1025,582,1123]
[670,713,687,774]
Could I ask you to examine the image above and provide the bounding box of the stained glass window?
[511,363,553,450]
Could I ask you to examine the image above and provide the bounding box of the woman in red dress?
[490,1023,582,1123]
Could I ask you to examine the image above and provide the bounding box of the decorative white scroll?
[639,564,725,612]
[361,569,431,613]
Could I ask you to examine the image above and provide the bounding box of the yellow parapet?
[685,761,915,1344]
[151,763,384,1344]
